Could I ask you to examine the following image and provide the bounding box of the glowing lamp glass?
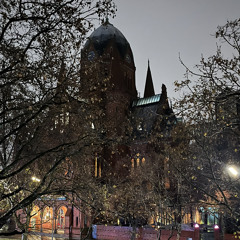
[31,176,40,182]
[228,166,238,176]
[214,225,219,229]
[194,223,199,228]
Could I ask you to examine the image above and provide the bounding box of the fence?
[92,225,199,240]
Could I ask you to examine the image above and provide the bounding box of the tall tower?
[80,20,138,177]
[81,20,137,136]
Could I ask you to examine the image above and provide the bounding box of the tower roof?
[143,61,155,98]
[84,21,131,57]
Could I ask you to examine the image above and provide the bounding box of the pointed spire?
[103,0,112,25]
[103,17,109,25]
[57,58,66,88]
[55,58,68,101]
[161,84,168,101]
[143,60,155,98]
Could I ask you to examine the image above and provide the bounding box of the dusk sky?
[101,0,240,100]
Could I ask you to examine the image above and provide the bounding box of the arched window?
[131,153,146,169]
[95,156,102,177]
[57,206,67,230]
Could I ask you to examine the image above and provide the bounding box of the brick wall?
[92,225,197,240]
[224,233,240,240]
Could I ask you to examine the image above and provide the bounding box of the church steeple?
[143,60,155,98]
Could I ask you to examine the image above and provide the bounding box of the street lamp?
[194,223,199,229]
[214,224,219,229]
[31,176,41,182]
[227,166,239,177]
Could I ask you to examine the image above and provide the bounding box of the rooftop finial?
[104,0,112,24]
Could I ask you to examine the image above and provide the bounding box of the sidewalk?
[28,231,93,239]
[0,231,68,240]
[28,231,68,239]
[0,231,93,240]
[0,234,22,240]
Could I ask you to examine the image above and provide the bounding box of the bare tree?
[175,18,240,233]
[0,0,116,230]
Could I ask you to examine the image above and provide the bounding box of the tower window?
[95,157,98,177]
[131,153,146,170]
[104,67,108,76]
[131,159,134,168]
[54,111,70,129]
[137,123,143,131]
[136,158,140,167]
[94,157,102,177]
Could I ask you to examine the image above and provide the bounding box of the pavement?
[0,234,22,240]
[0,231,92,240]
[0,231,68,240]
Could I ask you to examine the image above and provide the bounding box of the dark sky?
[107,0,240,100]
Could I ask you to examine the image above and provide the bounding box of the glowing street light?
[31,176,40,182]
[227,166,239,177]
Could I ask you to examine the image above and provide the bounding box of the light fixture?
[194,223,199,228]
[228,166,239,177]
[31,176,41,182]
[214,225,219,229]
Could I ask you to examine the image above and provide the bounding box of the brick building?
[20,20,178,236]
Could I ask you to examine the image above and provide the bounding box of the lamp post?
[225,164,240,237]
[194,223,200,240]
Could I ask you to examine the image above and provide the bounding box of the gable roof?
[132,94,161,107]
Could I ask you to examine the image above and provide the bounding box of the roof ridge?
[132,94,161,107]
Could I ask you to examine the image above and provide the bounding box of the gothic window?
[94,157,102,177]
[95,157,97,177]
[59,111,69,125]
[64,157,73,178]
[84,215,88,226]
[104,67,108,77]
[131,153,146,169]
[54,111,70,132]
[131,158,134,168]
[57,206,67,229]
[43,207,53,221]
[136,158,140,167]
